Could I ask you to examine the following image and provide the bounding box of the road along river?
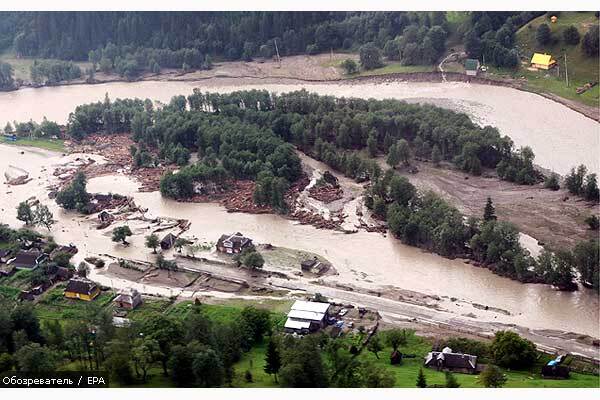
[0,79,597,175]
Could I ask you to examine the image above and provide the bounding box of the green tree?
[389,175,416,207]
[480,364,507,388]
[582,25,599,57]
[367,131,378,157]
[143,313,185,376]
[563,25,580,45]
[33,204,54,230]
[585,215,599,230]
[397,139,411,166]
[55,172,90,212]
[14,343,59,374]
[174,237,187,252]
[445,371,460,388]
[16,202,34,225]
[192,348,224,387]
[490,331,536,369]
[145,233,159,253]
[387,142,401,169]
[131,338,162,382]
[112,225,132,245]
[241,250,264,269]
[416,367,427,388]
[431,144,442,166]
[340,59,358,74]
[359,42,383,70]
[544,173,560,190]
[572,239,599,290]
[386,329,410,351]
[565,165,587,195]
[366,333,383,359]
[76,261,90,278]
[583,173,599,201]
[536,23,552,46]
[264,338,281,383]
[483,197,496,221]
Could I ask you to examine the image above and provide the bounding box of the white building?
[284,300,330,334]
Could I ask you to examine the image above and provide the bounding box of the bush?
[490,331,537,369]
[563,25,581,45]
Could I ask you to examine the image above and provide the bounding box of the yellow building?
[530,53,556,70]
[64,278,100,301]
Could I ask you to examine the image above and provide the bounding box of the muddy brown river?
[0,80,598,175]
[0,80,598,338]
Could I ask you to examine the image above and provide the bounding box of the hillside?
[513,12,599,106]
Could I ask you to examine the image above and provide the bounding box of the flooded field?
[1,142,598,337]
[0,79,598,175]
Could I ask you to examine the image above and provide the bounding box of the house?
[0,249,13,263]
[300,258,318,271]
[64,278,100,301]
[542,355,570,379]
[216,232,253,254]
[0,264,16,277]
[464,59,480,76]
[424,347,478,374]
[114,288,143,309]
[50,244,78,260]
[284,300,331,334]
[530,53,556,70]
[160,233,177,250]
[98,210,114,223]
[7,250,47,270]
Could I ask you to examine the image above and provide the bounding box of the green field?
[509,12,599,107]
[0,49,91,82]
[0,137,65,152]
[231,330,600,388]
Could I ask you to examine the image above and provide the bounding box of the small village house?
[64,277,100,301]
[0,249,13,263]
[7,250,47,270]
[464,59,480,76]
[542,354,570,379]
[530,53,556,70]
[284,300,331,334]
[160,233,177,250]
[216,232,253,254]
[114,287,143,309]
[424,347,478,374]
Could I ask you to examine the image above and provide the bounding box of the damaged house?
[216,232,253,254]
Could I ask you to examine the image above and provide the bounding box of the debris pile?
[308,171,343,203]
[5,165,32,185]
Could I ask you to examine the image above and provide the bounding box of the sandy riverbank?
[9,53,599,122]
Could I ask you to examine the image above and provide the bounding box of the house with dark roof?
[7,250,47,270]
[424,347,478,374]
[216,232,253,254]
[160,233,177,250]
[114,288,143,309]
[64,278,100,301]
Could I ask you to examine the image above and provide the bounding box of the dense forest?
[51,90,598,289]
[0,11,547,78]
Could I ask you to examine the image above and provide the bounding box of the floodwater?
[0,80,598,337]
[0,80,598,175]
[0,143,598,337]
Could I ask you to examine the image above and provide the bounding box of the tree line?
[1,12,429,63]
